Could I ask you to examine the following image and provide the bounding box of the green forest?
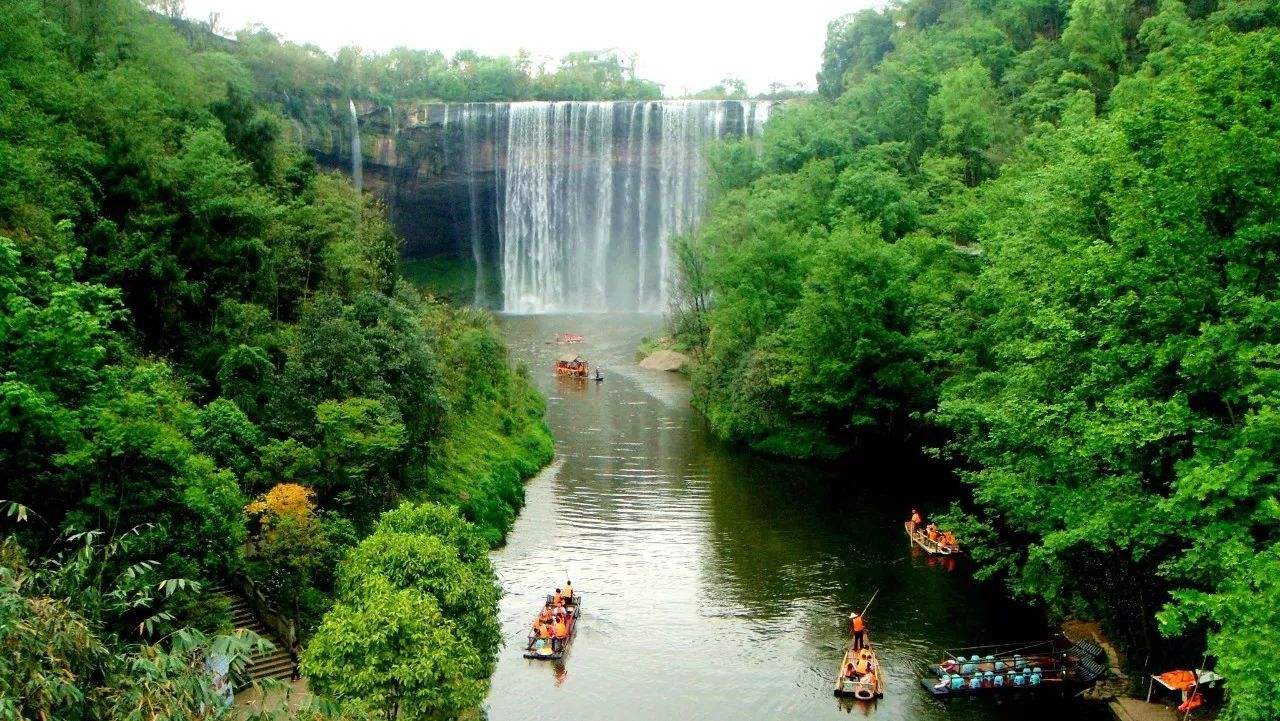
[0,0,552,718]
[670,0,1280,718]
[180,20,666,106]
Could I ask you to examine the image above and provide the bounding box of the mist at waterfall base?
[349,100,772,312]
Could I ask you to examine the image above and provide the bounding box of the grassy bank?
[425,320,555,546]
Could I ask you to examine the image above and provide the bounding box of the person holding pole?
[850,611,867,650]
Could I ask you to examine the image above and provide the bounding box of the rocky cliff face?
[305,101,496,260]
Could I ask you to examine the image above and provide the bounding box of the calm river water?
[485,314,1109,721]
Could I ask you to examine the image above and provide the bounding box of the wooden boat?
[920,638,1106,698]
[522,594,582,661]
[555,355,589,378]
[555,333,584,344]
[833,633,884,700]
[905,521,962,555]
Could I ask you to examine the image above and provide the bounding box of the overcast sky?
[179,0,879,95]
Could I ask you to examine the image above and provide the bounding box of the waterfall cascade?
[349,100,363,194]
[499,100,771,313]
[383,99,772,312]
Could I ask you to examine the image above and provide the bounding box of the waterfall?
[462,104,485,306]
[386,105,396,225]
[349,100,362,194]
[408,99,772,312]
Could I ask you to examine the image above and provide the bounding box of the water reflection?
[485,314,1109,721]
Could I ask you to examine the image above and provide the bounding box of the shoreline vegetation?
[664,0,1280,717]
[1,1,551,720]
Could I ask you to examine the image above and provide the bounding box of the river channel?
[485,313,1109,721]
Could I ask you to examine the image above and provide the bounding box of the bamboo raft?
[833,632,884,700]
[904,521,962,555]
[522,594,582,661]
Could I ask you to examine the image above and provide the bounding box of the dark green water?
[486,314,1111,721]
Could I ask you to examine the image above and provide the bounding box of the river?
[485,314,1110,721]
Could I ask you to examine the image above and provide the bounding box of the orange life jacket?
[554,620,568,638]
[537,623,551,638]
[855,658,870,675]
[911,512,922,525]
[539,607,552,622]
[552,591,563,606]
[852,616,865,633]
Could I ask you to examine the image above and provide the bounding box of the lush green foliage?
[0,525,273,721]
[302,503,497,721]
[1,0,551,714]
[224,30,663,105]
[679,0,1280,716]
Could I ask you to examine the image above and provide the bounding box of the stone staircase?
[210,582,296,687]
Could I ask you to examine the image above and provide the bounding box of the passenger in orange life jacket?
[909,509,923,533]
[552,616,569,652]
[552,588,564,607]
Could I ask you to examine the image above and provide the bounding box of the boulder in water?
[639,350,691,372]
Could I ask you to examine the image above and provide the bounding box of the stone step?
[209,581,300,690]
[247,653,295,681]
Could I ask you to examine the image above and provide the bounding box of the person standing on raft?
[849,612,867,651]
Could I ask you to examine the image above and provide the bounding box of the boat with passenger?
[555,355,589,378]
[905,509,962,555]
[555,332,584,344]
[524,585,581,661]
[921,637,1107,697]
[833,633,884,700]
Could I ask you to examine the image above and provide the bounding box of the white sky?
[180,0,880,96]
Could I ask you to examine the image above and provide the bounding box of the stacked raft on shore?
[523,594,581,661]
[921,638,1107,697]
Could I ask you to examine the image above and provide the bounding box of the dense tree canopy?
[222,30,664,105]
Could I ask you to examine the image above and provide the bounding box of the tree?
[316,397,407,524]
[302,578,486,721]
[817,9,896,98]
[338,526,501,669]
[928,60,1010,185]
[1061,0,1132,95]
